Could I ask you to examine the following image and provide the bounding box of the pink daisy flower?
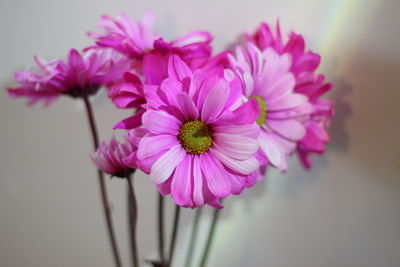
[126,55,262,208]
[228,43,312,171]
[7,49,130,106]
[248,22,334,168]
[91,135,138,178]
[87,11,159,60]
[88,11,212,83]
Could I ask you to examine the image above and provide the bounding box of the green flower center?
[178,120,213,154]
[254,96,267,125]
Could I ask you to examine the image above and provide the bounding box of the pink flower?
[228,43,312,171]
[108,72,153,130]
[87,11,159,60]
[248,22,334,169]
[88,11,212,83]
[125,55,262,208]
[91,135,137,178]
[7,49,130,106]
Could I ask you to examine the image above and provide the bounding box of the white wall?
[1,0,399,266]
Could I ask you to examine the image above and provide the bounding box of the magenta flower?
[125,55,262,208]
[7,49,130,106]
[228,43,312,171]
[248,22,334,168]
[91,135,137,178]
[88,11,159,60]
[88,11,212,84]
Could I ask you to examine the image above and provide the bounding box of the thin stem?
[184,207,203,267]
[158,194,166,264]
[83,96,123,267]
[127,174,139,267]
[198,208,221,267]
[168,205,181,267]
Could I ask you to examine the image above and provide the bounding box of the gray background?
[1,0,399,266]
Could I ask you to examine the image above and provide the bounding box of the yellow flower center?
[254,96,267,125]
[178,120,213,154]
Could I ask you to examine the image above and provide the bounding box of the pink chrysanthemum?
[87,11,159,60]
[88,11,212,83]
[228,43,312,171]
[91,135,137,178]
[125,55,263,208]
[108,72,157,130]
[248,22,334,168]
[7,49,130,106]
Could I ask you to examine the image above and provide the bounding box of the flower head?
[125,55,263,208]
[7,49,130,106]
[88,11,212,83]
[246,22,334,169]
[91,135,137,178]
[228,43,312,171]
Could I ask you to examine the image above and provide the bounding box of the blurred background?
[1,0,399,266]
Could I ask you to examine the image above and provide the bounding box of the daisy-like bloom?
[248,22,334,168]
[88,11,212,83]
[228,43,312,171]
[125,55,262,208]
[91,135,137,178]
[7,49,130,106]
[108,72,154,130]
[87,11,159,60]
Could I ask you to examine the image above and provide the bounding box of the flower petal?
[200,152,231,198]
[171,155,193,207]
[176,93,199,121]
[209,147,259,175]
[142,110,181,135]
[137,133,179,160]
[150,145,186,184]
[201,79,229,122]
[213,134,259,160]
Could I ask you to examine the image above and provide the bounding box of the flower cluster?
[8,12,333,209]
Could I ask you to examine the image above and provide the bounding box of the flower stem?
[83,96,123,267]
[127,174,139,267]
[158,194,166,265]
[184,207,203,267]
[198,208,221,267]
[168,205,181,267]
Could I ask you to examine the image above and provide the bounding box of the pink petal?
[209,147,259,175]
[137,133,179,160]
[231,98,260,124]
[114,110,144,130]
[268,93,308,111]
[213,134,258,160]
[171,155,193,207]
[168,55,192,82]
[150,145,186,184]
[192,156,204,206]
[268,119,306,141]
[142,110,181,135]
[201,79,229,122]
[200,153,231,198]
[176,93,199,120]
[213,124,260,139]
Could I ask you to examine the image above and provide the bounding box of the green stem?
[158,194,166,265]
[184,207,203,267]
[198,208,221,267]
[127,175,139,267]
[83,96,123,267]
[168,205,181,267]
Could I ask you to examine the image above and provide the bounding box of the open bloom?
[125,55,262,208]
[228,43,312,171]
[91,135,137,178]
[248,22,334,168]
[7,49,130,106]
[88,11,212,82]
